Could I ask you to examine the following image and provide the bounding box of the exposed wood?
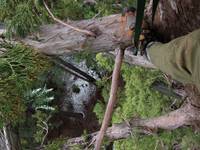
[2,127,10,150]
[21,14,133,56]
[95,48,124,150]
[63,102,200,149]
[109,50,156,69]
[0,23,5,36]
[0,125,21,150]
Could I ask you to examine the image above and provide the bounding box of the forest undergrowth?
[0,0,200,149]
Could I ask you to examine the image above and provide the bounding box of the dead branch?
[62,102,200,149]
[95,48,124,150]
[43,0,95,36]
[21,14,132,56]
[109,50,156,69]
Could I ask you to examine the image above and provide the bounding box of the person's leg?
[147,29,200,90]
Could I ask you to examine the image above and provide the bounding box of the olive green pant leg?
[148,29,200,90]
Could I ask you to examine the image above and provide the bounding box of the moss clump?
[44,138,65,150]
[94,53,169,123]
[94,53,200,149]
[115,127,200,150]
[0,42,50,126]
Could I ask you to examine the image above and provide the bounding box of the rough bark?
[21,14,132,56]
[145,0,200,42]
[20,0,200,64]
[19,13,157,69]
[6,0,200,57]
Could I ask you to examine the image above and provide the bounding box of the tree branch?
[109,50,156,69]
[21,14,132,55]
[95,48,124,149]
[43,0,95,36]
[63,103,200,149]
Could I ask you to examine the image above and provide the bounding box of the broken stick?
[95,48,124,150]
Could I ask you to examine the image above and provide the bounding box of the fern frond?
[36,105,55,111]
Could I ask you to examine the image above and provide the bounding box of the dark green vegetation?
[0,41,55,148]
[0,0,200,149]
[0,0,135,37]
[0,42,50,127]
[0,0,49,37]
[95,54,200,150]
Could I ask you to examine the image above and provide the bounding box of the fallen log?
[63,102,200,149]
[21,14,132,56]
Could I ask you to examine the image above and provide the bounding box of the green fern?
[24,86,55,111]
[0,41,50,126]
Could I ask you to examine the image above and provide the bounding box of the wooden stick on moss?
[43,0,95,36]
[95,48,124,150]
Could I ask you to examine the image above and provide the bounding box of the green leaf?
[133,0,146,54]
[152,0,160,23]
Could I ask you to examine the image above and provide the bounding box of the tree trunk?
[145,0,200,42]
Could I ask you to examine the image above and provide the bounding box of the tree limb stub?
[63,103,200,149]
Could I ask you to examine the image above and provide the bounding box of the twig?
[95,48,124,150]
[37,115,51,146]
[41,121,49,146]
[92,10,102,19]
[3,126,11,150]
[43,0,95,36]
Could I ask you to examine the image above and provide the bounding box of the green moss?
[94,53,169,122]
[115,128,200,150]
[94,53,200,149]
[114,66,169,121]
[96,53,114,72]
[45,138,65,150]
